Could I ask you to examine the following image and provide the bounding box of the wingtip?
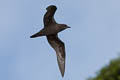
[61,72,65,77]
[58,61,65,78]
[57,58,65,77]
[60,68,65,77]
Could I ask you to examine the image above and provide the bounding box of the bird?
[30,5,70,77]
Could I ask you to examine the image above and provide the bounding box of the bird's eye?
[64,24,67,26]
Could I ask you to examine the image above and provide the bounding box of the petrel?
[30,5,70,77]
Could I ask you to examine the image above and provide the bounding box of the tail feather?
[30,32,41,38]
[30,28,46,38]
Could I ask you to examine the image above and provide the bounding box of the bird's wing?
[46,34,65,77]
[43,10,56,27]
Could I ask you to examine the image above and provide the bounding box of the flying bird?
[30,5,70,77]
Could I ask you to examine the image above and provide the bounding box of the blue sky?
[0,0,120,80]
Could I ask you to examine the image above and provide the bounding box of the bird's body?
[31,23,68,37]
[30,5,70,77]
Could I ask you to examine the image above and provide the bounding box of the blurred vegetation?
[87,57,120,80]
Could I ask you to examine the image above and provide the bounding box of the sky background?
[0,0,120,80]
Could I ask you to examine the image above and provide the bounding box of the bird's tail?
[30,32,43,38]
[30,28,46,38]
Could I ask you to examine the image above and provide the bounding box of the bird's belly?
[45,27,59,35]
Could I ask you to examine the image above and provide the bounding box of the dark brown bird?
[30,5,70,77]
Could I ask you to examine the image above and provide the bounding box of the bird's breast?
[44,26,59,35]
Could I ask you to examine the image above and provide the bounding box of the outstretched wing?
[46,34,65,77]
[43,8,56,27]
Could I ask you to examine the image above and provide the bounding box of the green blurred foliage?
[88,57,120,80]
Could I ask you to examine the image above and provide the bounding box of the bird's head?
[59,24,71,32]
[46,5,57,11]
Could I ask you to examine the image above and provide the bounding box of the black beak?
[67,26,71,28]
